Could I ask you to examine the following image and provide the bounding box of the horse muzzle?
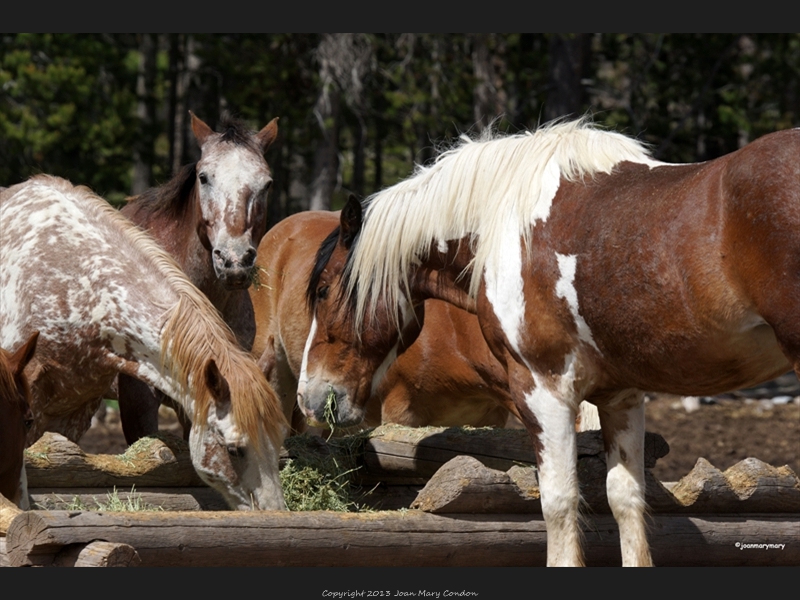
[212,245,257,290]
[296,380,365,429]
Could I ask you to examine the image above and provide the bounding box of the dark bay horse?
[118,112,278,443]
[0,332,37,508]
[298,119,799,565]
[249,210,514,433]
[0,176,287,510]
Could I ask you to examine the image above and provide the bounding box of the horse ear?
[11,331,38,377]
[256,118,279,152]
[204,359,231,409]
[190,111,214,147]
[340,194,362,250]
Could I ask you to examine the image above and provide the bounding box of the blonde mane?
[27,175,286,450]
[347,118,658,329]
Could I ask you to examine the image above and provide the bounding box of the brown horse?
[299,119,800,565]
[0,332,38,508]
[249,210,514,433]
[118,112,278,443]
[1,176,287,510]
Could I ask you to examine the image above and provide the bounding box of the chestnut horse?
[0,332,38,508]
[0,176,287,510]
[249,210,513,433]
[118,113,278,444]
[299,119,800,566]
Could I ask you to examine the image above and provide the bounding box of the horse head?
[188,357,287,511]
[298,196,424,428]
[191,112,278,290]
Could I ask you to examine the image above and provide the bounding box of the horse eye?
[317,285,329,300]
[23,418,33,431]
[199,172,209,185]
[227,444,245,459]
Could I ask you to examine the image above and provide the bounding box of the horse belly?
[593,315,791,396]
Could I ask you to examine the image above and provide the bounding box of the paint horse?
[0,332,38,509]
[117,112,278,444]
[0,176,287,510]
[299,119,800,566]
[249,210,514,433]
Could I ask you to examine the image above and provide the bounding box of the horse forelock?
[346,117,657,331]
[217,117,265,155]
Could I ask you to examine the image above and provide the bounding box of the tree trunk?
[544,33,591,122]
[131,33,158,195]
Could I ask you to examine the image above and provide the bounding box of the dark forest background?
[2,33,798,226]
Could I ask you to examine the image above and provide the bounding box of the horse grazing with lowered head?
[1,175,287,510]
[249,210,515,433]
[0,332,38,508]
[299,118,800,565]
[118,112,278,444]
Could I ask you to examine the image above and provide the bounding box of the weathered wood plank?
[671,457,800,512]
[52,541,141,567]
[28,487,228,512]
[25,432,204,488]
[0,493,23,536]
[357,426,668,483]
[5,509,798,567]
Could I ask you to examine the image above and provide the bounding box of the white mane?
[347,118,658,328]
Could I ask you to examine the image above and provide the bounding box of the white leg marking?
[603,398,653,567]
[525,381,583,567]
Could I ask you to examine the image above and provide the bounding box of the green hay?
[280,431,374,512]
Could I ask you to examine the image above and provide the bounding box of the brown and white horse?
[249,210,514,433]
[118,113,278,444]
[0,175,287,511]
[299,119,800,565]
[0,332,37,508]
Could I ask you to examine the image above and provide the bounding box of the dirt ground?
[78,382,800,485]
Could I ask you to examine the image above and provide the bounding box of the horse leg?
[598,391,653,567]
[117,373,160,445]
[514,367,584,566]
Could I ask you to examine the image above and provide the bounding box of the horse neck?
[411,238,476,313]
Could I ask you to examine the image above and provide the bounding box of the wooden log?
[5,509,798,567]
[0,493,23,536]
[25,432,206,488]
[29,487,228,512]
[671,457,800,513]
[411,456,541,514]
[411,455,683,514]
[52,541,141,567]
[357,425,668,484]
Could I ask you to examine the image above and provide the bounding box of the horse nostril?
[242,249,257,268]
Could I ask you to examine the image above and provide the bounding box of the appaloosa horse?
[299,119,800,565]
[0,332,38,509]
[118,112,278,443]
[0,175,287,510]
[249,210,514,433]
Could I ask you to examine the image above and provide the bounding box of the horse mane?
[27,175,286,451]
[125,163,197,220]
[346,117,660,330]
[124,116,264,220]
